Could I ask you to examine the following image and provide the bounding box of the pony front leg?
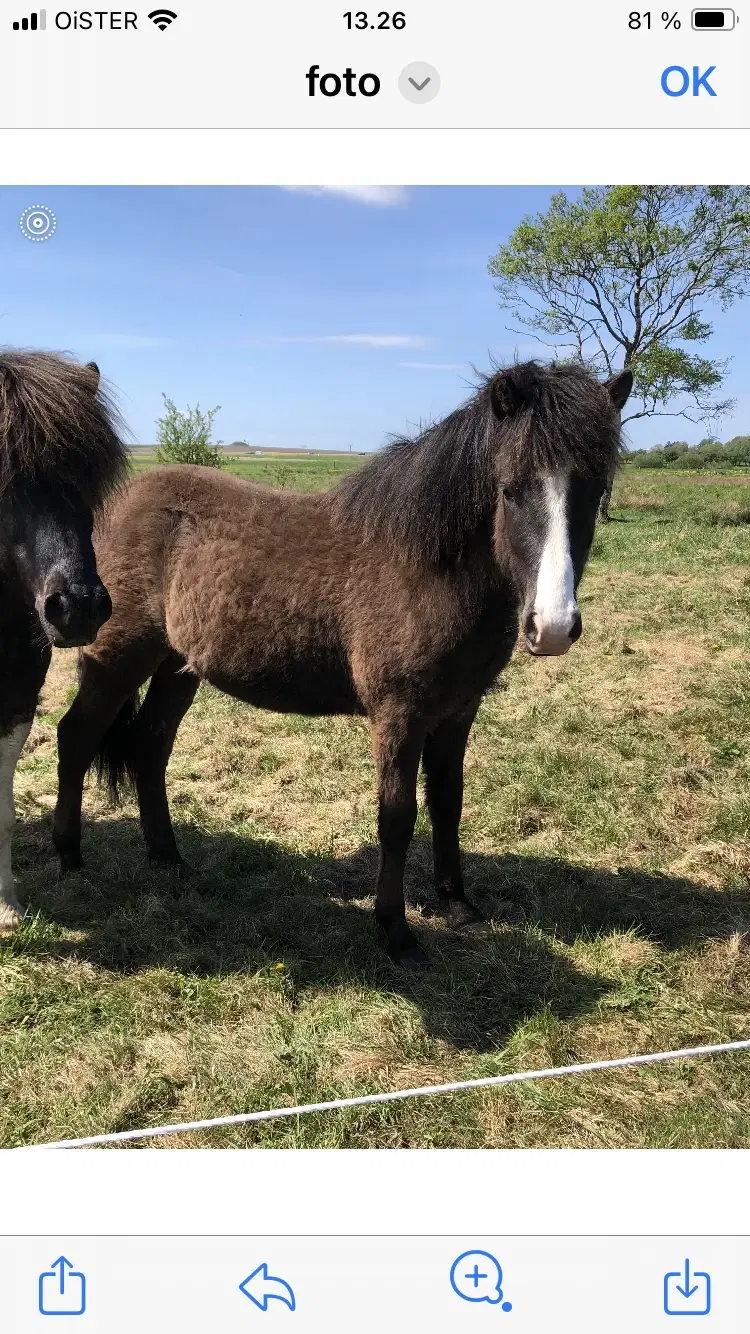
[422,705,487,934]
[0,720,33,931]
[371,711,426,967]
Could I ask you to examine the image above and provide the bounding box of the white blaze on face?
[529,471,579,655]
[0,720,33,931]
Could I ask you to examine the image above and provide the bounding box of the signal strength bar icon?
[12,8,46,28]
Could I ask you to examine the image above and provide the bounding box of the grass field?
[3,465,750,1148]
[130,452,365,491]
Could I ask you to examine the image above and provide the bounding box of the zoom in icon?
[20,205,56,242]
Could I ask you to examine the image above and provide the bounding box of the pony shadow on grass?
[12,813,750,1054]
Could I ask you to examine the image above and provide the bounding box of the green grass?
[130,453,365,492]
[3,463,750,1147]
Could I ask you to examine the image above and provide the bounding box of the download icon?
[664,1259,711,1316]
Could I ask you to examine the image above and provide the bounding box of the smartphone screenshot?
[1,1,749,1330]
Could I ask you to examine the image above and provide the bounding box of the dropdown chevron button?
[399,62,441,102]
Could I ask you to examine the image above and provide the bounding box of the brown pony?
[53,361,632,965]
[0,350,128,930]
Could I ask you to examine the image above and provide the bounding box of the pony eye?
[502,486,521,505]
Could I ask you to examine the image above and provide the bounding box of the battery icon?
[692,8,737,26]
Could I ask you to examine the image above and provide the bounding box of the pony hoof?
[378,918,429,968]
[389,940,429,969]
[0,901,24,933]
[59,853,84,876]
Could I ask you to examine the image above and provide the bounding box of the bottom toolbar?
[1,1236,747,1331]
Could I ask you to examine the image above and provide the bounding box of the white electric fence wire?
[22,1036,750,1150]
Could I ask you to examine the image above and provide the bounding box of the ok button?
[661,65,718,96]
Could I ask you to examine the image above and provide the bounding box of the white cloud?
[281,185,408,208]
[400,361,465,372]
[276,333,430,349]
[323,334,427,348]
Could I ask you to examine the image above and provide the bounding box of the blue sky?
[1,185,748,450]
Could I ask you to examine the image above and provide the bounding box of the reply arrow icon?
[239,1262,296,1311]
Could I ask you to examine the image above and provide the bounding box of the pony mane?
[334,361,623,564]
[0,348,129,505]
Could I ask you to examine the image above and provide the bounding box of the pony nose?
[524,607,582,657]
[43,583,112,645]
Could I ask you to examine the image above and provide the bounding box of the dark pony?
[0,349,128,930]
[52,360,632,965]
[338,362,625,563]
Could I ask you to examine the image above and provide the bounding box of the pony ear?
[489,367,538,421]
[606,368,633,411]
[85,361,101,392]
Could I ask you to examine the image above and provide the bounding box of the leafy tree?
[662,441,690,463]
[725,435,750,464]
[488,186,750,426]
[697,440,726,464]
[154,395,225,469]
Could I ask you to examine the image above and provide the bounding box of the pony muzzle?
[524,606,582,657]
[40,582,113,647]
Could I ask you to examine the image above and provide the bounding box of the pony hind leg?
[0,720,33,930]
[422,702,487,934]
[127,653,199,868]
[371,709,427,967]
[53,646,166,873]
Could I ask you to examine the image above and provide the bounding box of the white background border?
[2,1150,749,1235]
[0,128,748,186]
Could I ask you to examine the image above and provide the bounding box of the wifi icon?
[148,8,177,29]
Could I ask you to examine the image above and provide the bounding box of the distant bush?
[725,436,750,465]
[633,452,665,469]
[697,442,726,464]
[155,396,225,469]
[628,431,750,470]
[662,441,690,463]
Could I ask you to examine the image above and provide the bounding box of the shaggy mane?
[0,348,129,504]
[334,361,623,564]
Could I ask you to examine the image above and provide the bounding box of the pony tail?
[94,691,142,802]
